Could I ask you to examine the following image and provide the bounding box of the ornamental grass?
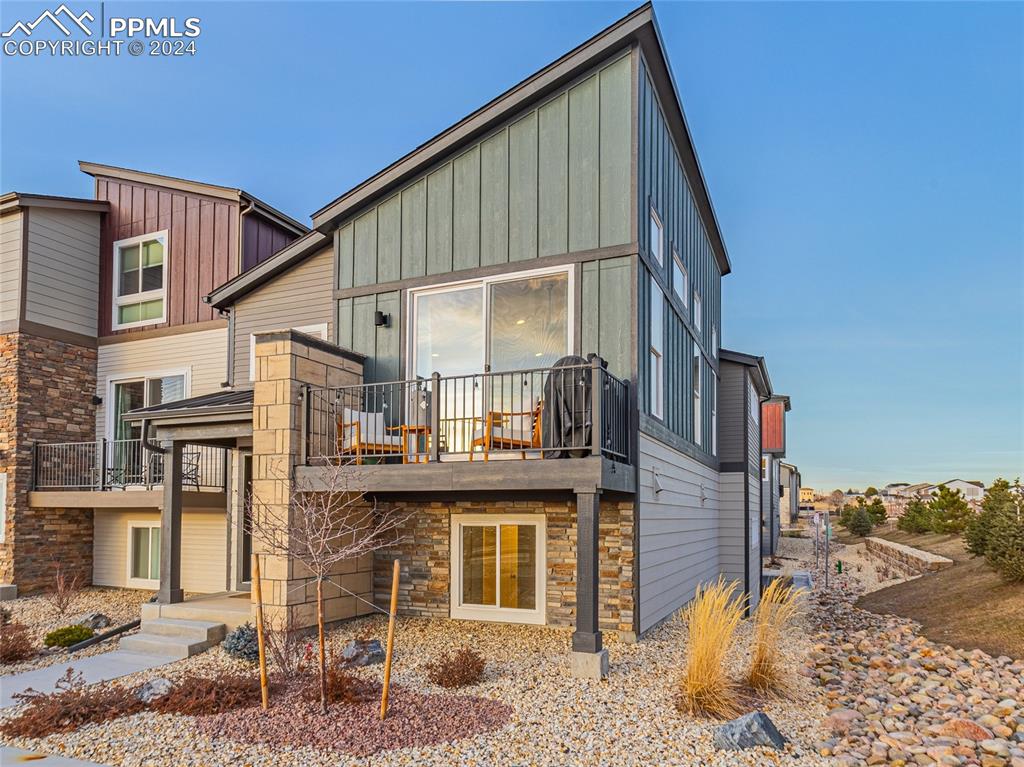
[746,578,803,695]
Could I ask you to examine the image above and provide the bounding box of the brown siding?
[761,401,785,453]
[96,177,241,336]
[242,214,295,271]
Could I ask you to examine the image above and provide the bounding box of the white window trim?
[693,291,703,334]
[649,207,664,266]
[249,323,328,382]
[111,230,169,331]
[104,368,191,442]
[712,325,718,358]
[761,456,768,482]
[672,251,688,305]
[693,344,702,447]
[450,514,546,625]
[126,519,161,590]
[0,472,6,544]
[406,264,575,380]
[649,276,664,419]
[711,373,718,457]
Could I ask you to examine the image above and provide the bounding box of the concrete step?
[119,631,222,660]
[141,618,226,643]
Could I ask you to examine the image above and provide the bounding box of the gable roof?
[78,161,309,237]
[720,348,773,398]
[209,2,731,309]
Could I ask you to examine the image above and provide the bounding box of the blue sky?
[1,1,1021,491]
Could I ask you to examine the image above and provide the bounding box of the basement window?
[127,521,160,589]
[113,231,168,330]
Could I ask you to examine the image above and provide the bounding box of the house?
[0,167,305,596]
[760,395,791,556]
[9,4,794,678]
[779,462,800,527]
[799,486,815,505]
[718,349,773,613]
[926,479,985,502]
[882,482,909,497]
[897,482,933,499]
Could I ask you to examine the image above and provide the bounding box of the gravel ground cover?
[1,588,150,675]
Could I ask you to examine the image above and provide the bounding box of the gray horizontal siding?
[336,53,632,289]
[232,246,334,385]
[0,211,22,323]
[718,471,745,583]
[637,432,721,634]
[23,208,100,337]
[747,471,761,611]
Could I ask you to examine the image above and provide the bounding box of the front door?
[451,515,545,624]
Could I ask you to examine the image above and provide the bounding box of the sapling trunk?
[317,576,327,714]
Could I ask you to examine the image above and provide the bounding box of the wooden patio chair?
[336,408,407,465]
[470,401,543,461]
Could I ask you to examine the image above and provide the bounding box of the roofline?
[78,161,308,236]
[0,191,109,215]
[307,3,730,275]
[123,402,252,422]
[767,394,792,412]
[720,348,773,398]
[206,229,331,309]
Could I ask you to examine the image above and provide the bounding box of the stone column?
[250,329,366,631]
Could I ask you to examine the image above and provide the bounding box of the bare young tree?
[41,561,84,619]
[246,461,409,714]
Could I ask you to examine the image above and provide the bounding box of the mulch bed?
[193,682,513,757]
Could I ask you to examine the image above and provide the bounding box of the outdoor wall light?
[374,310,390,327]
[91,395,103,406]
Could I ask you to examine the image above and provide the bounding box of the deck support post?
[159,439,184,604]
[571,488,608,679]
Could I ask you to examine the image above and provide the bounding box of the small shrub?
[676,578,745,719]
[41,562,84,619]
[0,668,142,738]
[847,507,874,537]
[0,621,35,663]
[303,665,380,704]
[0,604,11,626]
[263,617,312,678]
[222,622,260,662]
[425,647,486,689]
[44,625,94,648]
[746,579,802,695]
[148,671,263,716]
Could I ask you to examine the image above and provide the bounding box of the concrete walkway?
[0,650,169,708]
[0,746,110,765]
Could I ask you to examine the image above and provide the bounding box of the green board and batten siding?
[636,54,722,458]
[334,52,634,384]
[335,54,632,289]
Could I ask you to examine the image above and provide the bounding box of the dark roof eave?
[0,192,110,215]
[124,404,252,424]
[720,348,773,397]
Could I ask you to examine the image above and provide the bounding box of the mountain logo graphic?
[1,4,94,37]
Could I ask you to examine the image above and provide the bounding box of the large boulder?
[77,613,111,630]
[340,638,385,667]
[136,677,173,704]
[713,712,787,751]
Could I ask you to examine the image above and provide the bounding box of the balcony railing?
[302,357,630,465]
[33,439,228,491]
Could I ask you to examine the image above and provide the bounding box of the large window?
[693,344,702,446]
[672,252,688,305]
[649,277,664,419]
[113,231,168,330]
[128,522,160,588]
[649,208,663,266]
[110,374,186,441]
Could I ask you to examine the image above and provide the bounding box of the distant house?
[760,395,791,556]
[895,483,932,499]
[779,462,800,526]
[799,486,814,504]
[882,482,909,497]
[926,479,985,502]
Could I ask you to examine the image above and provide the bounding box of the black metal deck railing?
[302,356,630,465]
[32,439,228,491]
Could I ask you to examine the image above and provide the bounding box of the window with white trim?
[750,381,760,420]
[250,323,328,381]
[672,251,688,305]
[693,344,702,446]
[711,373,718,456]
[649,276,664,419]
[113,231,168,330]
[0,472,6,544]
[127,521,160,588]
[761,456,768,481]
[712,325,718,358]
[649,208,663,266]
[693,290,703,334]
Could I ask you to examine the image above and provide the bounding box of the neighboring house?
[718,349,772,613]
[0,166,305,596]
[779,461,800,527]
[10,4,796,678]
[882,482,910,497]
[799,486,815,505]
[926,479,985,502]
[897,482,933,499]
[760,395,791,556]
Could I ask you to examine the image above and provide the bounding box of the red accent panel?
[761,401,785,453]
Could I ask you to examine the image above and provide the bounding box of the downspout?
[140,419,165,455]
[238,195,256,271]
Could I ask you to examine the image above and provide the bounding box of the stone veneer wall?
[250,329,374,630]
[863,537,953,576]
[0,332,96,592]
[372,498,636,639]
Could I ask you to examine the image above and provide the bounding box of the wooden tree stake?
[380,559,400,720]
[253,553,269,710]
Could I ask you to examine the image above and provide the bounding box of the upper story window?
[761,455,768,481]
[711,325,718,358]
[693,290,703,334]
[649,276,664,419]
[649,208,663,266]
[672,251,688,305]
[692,344,702,446]
[750,380,760,421]
[711,373,718,457]
[113,231,167,330]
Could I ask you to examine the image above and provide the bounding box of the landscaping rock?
[339,638,385,667]
[713,712,787,751]
[76,612,111,630]
[136,677,173,704]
